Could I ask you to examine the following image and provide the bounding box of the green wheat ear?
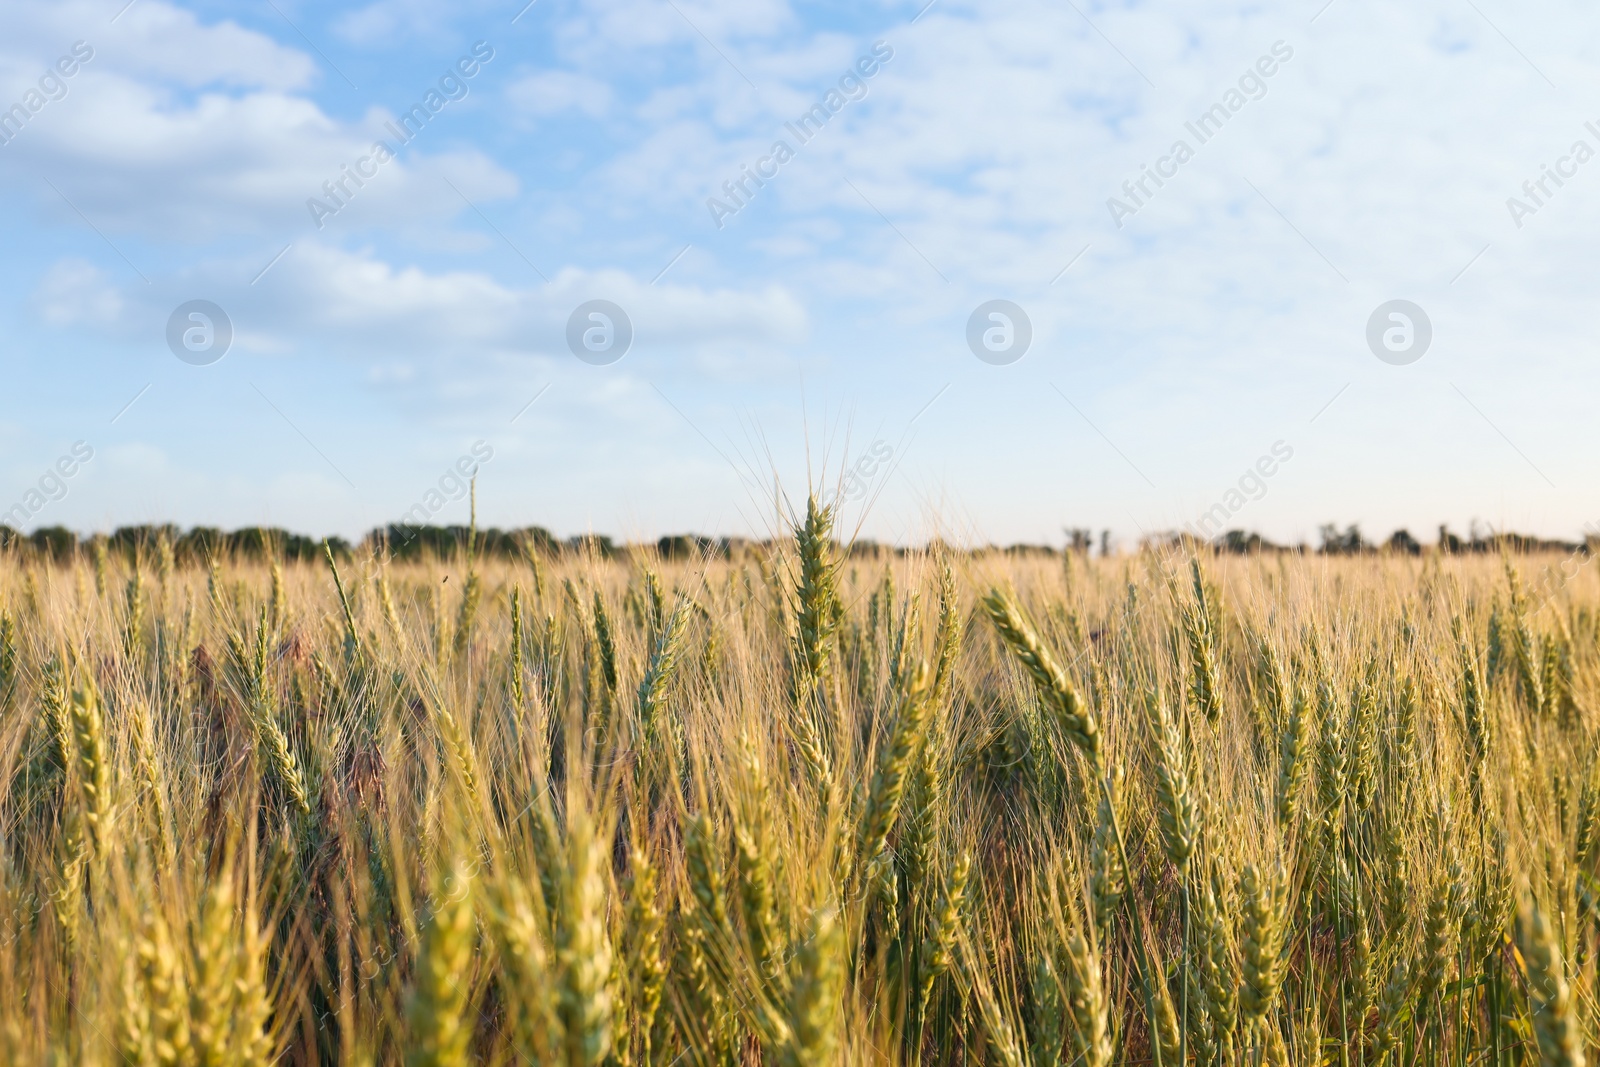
[406,856,477,1067]
[982,587,1101,771]
[92,537,109,599]
[0,612,15,705]
[780,905,843,1067]
[1237,861,1288,1024]
[1144,688,1197,875]
[623,844,667,1065]
[1275,686,1309,830]
[792,494,839,701]
[1518,893,1585,1067]
[919,850,971,1012]
[454,485,482,662]
[508,585,526,710]
[554,808,614,1067]
[1061,922,1111,1067]
[68,678,108,848]
[638,597,691,746]
[858,661,933,869]
[1089,768,1125,936]
[1182,559,1223,723]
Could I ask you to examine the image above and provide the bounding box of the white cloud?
[5,79,519,239]
[253,245,808,360]
[328,0,524,46]
[331,0,453,46]
[34,259,123,326]
[553,0,797,57]
[0,1,517,241]
[39,240,808,365]
[0,0,315,93]
[506,71,614,119]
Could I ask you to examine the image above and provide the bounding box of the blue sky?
[2,0,1598,547]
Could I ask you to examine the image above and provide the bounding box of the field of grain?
[0,501,1595,1066]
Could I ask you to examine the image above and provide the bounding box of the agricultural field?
[0,502,1595,1066]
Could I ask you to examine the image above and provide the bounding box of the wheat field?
[0,501,1596,1066]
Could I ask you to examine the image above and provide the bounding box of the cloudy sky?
[1,0,1596,547]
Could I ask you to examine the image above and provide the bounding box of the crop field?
[0,502,1596,1066]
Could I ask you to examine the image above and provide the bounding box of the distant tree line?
[0,525,356,563]
[0,523,765,564]
[1,520,1593,563]
[1186,523,1594,556]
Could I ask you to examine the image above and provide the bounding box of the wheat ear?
[1061,922,1112,1067]
[1238,862,1289,1023]
[780,906,844,1067]
[1145,690,1198,875]
[1518,894,1584,1067]
[1182,559,1223,723]
[406,856,477,1067]
[555,809,615,1067]
[982,588,1101,772]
